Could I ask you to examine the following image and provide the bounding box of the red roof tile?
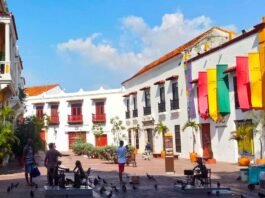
[154,80,165,85]
[166,75,179,81]
[139,86,150,91]
[24,84,59,96]
[122,27,230,84]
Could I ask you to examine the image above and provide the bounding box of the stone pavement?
[0,152,260,197]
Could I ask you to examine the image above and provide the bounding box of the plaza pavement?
[0,152,260,197]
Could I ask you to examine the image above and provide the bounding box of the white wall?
[190,32,260,162]
[24,88,126,151]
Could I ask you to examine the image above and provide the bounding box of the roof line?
[186,22,265,63]
[121,27,229,84]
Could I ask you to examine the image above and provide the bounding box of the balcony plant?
[182,119,200,162]
[230,122,254,166]
[154,122,168,157]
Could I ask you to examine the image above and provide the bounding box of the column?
[5,22,10,62]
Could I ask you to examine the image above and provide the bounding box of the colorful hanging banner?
[248,52,263,108]
[217,64,230,116]
[258,26,265,108]
[198,72,208,119]
[236,56,252,110]
[207,69,219,121]
[185,61,196,118]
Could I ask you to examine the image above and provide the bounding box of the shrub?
[72,139,87,155]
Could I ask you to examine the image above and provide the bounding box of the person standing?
[116,140,127,184]
[23,139,35,186]
[44,143,68,186]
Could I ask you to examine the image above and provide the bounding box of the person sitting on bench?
[191,157,208,186]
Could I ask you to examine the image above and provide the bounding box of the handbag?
[31,164,41,177]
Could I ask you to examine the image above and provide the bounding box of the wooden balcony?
[143,106,151,116]
[49,116,59,125]
[125,111,130,119]
[132,109,138,118]
[158,102,166,113]
[68,115,83,124]
[170,99,179,110]
[92,113,106,123]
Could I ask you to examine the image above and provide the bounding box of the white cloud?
[57,11,236,73]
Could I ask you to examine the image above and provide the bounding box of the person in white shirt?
[116,140,127,183]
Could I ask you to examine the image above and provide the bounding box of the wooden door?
[95,135,107,147]
[68,132,86,149]
[201,124,213,159]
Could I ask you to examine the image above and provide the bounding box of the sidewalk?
[0,152,259,197]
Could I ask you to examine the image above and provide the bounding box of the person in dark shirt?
[73,160,86,180]
[44,143,69,186]
[191,157,208,186]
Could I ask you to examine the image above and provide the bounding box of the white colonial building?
[24,85,125,151]
[121,27,233,160]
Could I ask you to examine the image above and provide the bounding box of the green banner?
[217,64,230,116]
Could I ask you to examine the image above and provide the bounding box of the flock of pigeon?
[88,173,159,198]
[5,171,159,198]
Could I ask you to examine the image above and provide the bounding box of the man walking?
[116,140,127,184]
[23,139,35,186]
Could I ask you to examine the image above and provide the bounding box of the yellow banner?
[249,52,263,108]
[207,69,218,121]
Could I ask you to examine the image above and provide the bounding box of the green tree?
[13,116,46,157]
[0,106,19,163]
[247,112,265,158]
[154,122,168,150]
[182,119,200,153]
[110,116,125,145]
[230,121,254,155]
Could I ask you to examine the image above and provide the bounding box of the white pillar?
[5,23,10,62]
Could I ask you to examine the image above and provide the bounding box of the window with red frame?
[95,101,104,114]
[36,105,44,119]
[51,104,59,116]
[71,103,82,115]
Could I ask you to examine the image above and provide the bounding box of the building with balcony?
[24,85,125,151]
[121,26,234,159]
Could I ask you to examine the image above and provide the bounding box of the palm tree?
[0,106,18,163]
[182,119,200,153]
[230,122,254,155]
[154,122,168,150]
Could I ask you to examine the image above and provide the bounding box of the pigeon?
[216,190,220,196]
[87,168,91,176]
[132,184,137,190]
[112,185,119,192]
[107,190,113,198]
[10,183,14,189]
[94,178,99,186]
[35,184,38,189]
[103,179,108,184]
[217,181,220,188]
[240,195,244,198]
[99,186,106,194]
[207,191,211,196]
[146,173,156,181]
[14,182,19,188]
[97,176,102,180]
[7,186,11,193]
[122,184,127,193]
[30,190,34,198]
[154,184,158,190]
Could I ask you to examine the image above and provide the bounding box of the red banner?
[236,56,251,110]
[198,72,208,119]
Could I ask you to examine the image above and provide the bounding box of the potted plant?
[182,119,200,162]
[230,122,253,166]
[248,111,265,164]
[154,122,168,158]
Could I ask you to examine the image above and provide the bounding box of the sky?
[7,0,265,92]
